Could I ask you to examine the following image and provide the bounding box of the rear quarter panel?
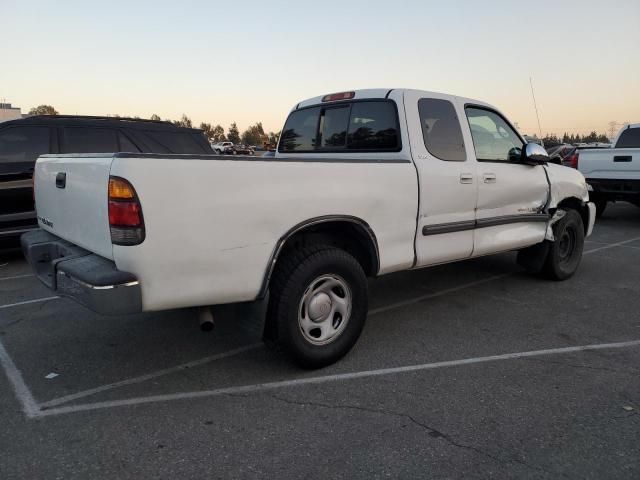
[110,156,418,311]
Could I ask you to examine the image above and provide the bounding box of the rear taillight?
[564,152,579,169]
[108,176,145,245]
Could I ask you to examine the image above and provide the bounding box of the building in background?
[0,102,24,122]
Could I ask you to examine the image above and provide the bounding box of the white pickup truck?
[22,88,595,368]
[569,124,640,216]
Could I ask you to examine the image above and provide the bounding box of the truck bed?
[33,152,419,311]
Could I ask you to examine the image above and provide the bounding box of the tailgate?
[34,154,114,259]
[579,149,640,180]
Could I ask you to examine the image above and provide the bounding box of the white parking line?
[40,343,263,408]
[35,339,640,418]
[0,296,59,310]
[583,236,640,254]
[0,274,34,282]
[0,339,40,418]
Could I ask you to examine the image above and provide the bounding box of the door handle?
[459,173,474,184]
[55,172,66,189]
[483,173,496,184]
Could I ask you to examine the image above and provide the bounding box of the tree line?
[27,105,280,146]
[539,131,611,148]
[150,113,280,146]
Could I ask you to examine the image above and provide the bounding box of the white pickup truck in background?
[22,88,595,368]
[568,124,640,217]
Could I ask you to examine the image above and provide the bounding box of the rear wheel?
[265,246,368,368]
[542,209,585,280]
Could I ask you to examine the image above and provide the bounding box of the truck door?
[404,91,478,266]
[462,105,549,256]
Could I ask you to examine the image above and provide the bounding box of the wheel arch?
[554,196,590,235]
[257,215,380,298]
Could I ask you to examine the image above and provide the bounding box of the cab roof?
[293,88,493,112]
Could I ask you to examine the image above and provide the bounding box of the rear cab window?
[615,128,640,148]
[278,100,400,153]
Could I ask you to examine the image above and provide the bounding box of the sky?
[2,0,639,137]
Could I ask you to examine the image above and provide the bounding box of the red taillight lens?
[564,153,579,169]
[108,176,145,245]
[108,201,142,226]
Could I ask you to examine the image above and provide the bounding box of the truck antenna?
[529,77,543,139]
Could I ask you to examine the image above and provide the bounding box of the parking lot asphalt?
[1,203,640,479]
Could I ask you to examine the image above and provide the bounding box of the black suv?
[0,116,213,247]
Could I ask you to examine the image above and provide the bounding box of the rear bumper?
[586,178,640,202]
[20,230,142,315]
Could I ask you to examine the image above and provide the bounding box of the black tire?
[542,209,585,280]
[594,199,607,218]
[265,245,368,369]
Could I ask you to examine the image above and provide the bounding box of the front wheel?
[265,246,368,368]
[542,209,585,280]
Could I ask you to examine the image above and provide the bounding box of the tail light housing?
[108,176,145,245]
[564,152,579,169]
[322,91,355,102]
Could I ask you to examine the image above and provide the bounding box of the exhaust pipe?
[198,307,215,332]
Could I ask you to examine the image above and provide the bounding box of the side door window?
[140,131,206,154]
[0,126,50,164]
[418,98,466,161]
[62,127,118,153]
[465,107,523,162]
[117,131,141,152]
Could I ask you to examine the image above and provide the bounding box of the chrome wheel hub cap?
[308,292,332,322]
[298,274,352,346]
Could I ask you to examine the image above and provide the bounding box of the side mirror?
[522,143,549,165]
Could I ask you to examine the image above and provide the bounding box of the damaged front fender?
[544,163,589,209]
[544,209,566,241]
